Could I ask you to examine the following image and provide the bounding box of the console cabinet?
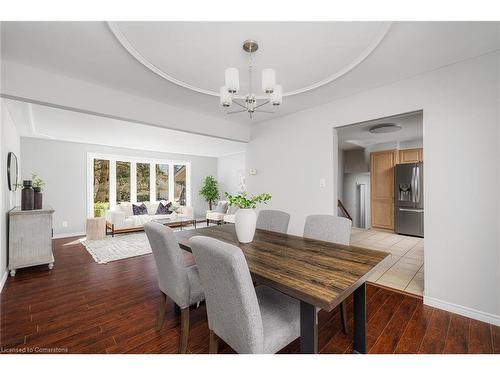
[8,205,54,276]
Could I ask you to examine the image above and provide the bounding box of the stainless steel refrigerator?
[395,162,424,237]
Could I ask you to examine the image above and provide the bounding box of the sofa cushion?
[118,202,133,216]
[132,203,148,215]
[207,212,226,221]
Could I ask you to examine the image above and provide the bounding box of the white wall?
[247,52,500,325]
[20,137,217,237]
[217,152,246,196]
[1,103,21,289]
[336,146,344,215]
[1,60,250,142]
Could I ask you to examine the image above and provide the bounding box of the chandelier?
[220,40,282,119]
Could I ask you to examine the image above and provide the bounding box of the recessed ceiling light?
[369,123,402,133]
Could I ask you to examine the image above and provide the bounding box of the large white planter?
[234,208,257,243]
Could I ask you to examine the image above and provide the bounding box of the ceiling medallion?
[219,40,282,119]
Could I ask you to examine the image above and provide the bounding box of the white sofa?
[206,201,238,225]
[106,201,194,236]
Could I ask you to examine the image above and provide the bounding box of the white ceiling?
[110,22,389,97]
[1,21,499,127]
[337,111,423,150]
[2,98,246,158]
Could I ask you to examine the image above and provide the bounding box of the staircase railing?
[337,199,353,222]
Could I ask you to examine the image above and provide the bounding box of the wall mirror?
[7,152,19,191]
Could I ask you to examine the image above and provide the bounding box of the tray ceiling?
[108,22,391,98]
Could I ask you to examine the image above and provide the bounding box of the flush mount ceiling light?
[369,123,402,133]
[220,40,282,119]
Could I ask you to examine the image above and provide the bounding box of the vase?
[21,180,34,211]
[34,187,43,209]
[234,208,257,243]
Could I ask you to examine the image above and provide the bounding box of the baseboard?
[0,269,8,294]
[424,295,500,327]
[53,231,86,239]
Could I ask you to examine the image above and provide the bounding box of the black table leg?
[174,303,181,316]
[300,301,318,354]
[353,282,366,354]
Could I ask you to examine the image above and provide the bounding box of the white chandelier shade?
[261,68,276,93]
[220,86,232,107]
[224,68,240,93]
[270,84,282,106]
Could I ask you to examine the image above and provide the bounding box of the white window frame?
[87,152,192,218]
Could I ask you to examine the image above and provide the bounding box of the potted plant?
[199,176,220,210]
[93,202,109,218]
[32,174,45,209]
[225,192,271,243]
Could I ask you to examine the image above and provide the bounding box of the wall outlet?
[249,169,258,175]
[62,221,68,228]
[319,178,326,188]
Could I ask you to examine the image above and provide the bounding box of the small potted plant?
[225,192,271,243]
[199,176,220,210]
[32,174,45,210]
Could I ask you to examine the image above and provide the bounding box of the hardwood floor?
[1,236,498,354]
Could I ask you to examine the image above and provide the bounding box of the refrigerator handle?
[415,165,421,204]
[411,165,416,203]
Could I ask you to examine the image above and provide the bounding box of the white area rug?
[81,232,152,264]
[81,223,203,264]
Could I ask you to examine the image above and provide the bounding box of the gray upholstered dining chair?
[144,222,204,354]
[190,236,300,354]
[256,209,290,233]
[303,215,352,334]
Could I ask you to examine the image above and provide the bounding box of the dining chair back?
[190,236,264,353]
[256,209,290,234]
[144,222,191,308]
[303,215,352,245]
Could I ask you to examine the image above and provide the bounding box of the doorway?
[336,111,424,296]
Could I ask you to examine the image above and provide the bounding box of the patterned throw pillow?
[132,203,148,215]
[155,201,172,215]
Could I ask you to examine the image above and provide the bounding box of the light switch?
[319,178,326,188]
[249,169,258,175]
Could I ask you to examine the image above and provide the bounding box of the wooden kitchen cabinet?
[370,150,397,231]
[399,148,423,163]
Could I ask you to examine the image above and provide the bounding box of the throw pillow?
[156,201,172,215]
[132,203,148,215]
[215,201,228,213]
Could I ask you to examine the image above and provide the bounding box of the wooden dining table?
[175,224,390,354]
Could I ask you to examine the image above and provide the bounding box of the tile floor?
[350,228,424,296]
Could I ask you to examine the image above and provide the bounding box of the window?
[174,164,186,205]
[136,163,150,202]
[116,161,131,203]
[156,164,169,201]
[88,154,191,217]
[93,159,109,216]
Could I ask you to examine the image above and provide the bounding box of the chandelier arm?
[254,100,270,109]
[227,109,247,114]
[255,110,275,114]
[232,100,248,109]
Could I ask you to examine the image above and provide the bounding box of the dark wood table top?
[176,224,390,311]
